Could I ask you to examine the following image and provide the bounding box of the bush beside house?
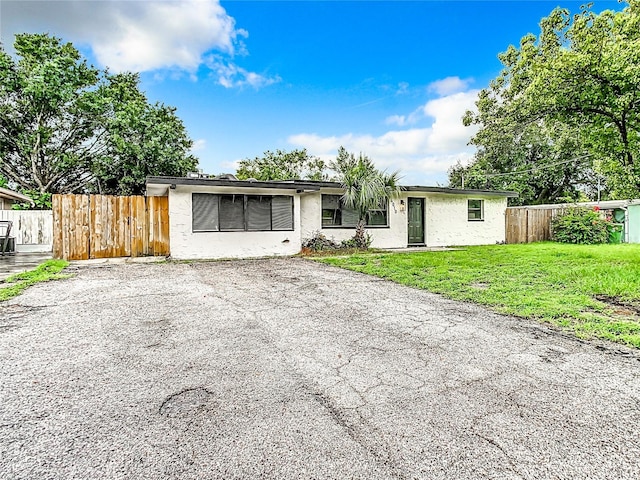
[551,207,615,244]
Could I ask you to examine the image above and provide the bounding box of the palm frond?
[333,148,402,221]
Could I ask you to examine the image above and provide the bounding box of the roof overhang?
[145,176,323,196]
[0,187,34,205]
[145,176,518,199]
[403,186,519,198]
[509,199,638,209]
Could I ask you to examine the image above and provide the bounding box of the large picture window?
[468,199,484,221]
[321,194,388,227]
[192,193,294,232]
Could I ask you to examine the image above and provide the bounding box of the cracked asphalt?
[1,258,640,479]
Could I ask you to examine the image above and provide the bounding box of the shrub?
[301,231,340,252]
[551,207,610,244]
[340,228,372,249]
[11,190,52,210]
[301,229,373,253]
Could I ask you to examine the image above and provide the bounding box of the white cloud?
[207,56,281,89]
[385,115,407,127]
[91,0,243,72]
[396,82,409,94]
[1,0,276,88]
[428,76,473,96]
[384,106,424,127]
[288,88,480,185]
[220,159,241,173]
[190,138,207,152]
[422,90,479,153]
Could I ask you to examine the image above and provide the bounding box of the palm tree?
[331,147,402,248]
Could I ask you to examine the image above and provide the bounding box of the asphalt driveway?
[1,258,639,479]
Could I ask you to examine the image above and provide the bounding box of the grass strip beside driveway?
[317,243,640,348]
[0,259,70,302]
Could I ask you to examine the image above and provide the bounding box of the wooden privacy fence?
[505,207,567,244]
[52,194,169,260]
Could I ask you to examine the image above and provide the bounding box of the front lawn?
[317,243,640,348]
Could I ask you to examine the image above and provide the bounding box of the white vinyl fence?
[0,210,53,252]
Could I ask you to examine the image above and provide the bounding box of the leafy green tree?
[330,147,401,247]
[235,149,328,181]
[0,33,197,196]
[93,73,197,195]
[0,33,105,194]
[461,1,640,200]
[452,112,597,205]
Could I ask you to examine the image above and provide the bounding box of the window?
[219,195,245,231]
[192,193,293,232]
[192,193,219,231]
[246,195,271,231]
[322,195,346,226]
[468,199,484,221]
[321,194,388,227]
[366,201,388,226]
[271,196,294,230]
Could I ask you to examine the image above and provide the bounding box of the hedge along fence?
[506,203,631,244]
[52,194,169,260]
[550,207,611,244]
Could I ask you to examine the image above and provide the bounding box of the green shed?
[627,201,640,243]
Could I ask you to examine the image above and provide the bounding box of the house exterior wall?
[424,195,507,246]
[300,191,508,248]
[162,183,509,259]
[168,185,302,260]
[299,189,404,248]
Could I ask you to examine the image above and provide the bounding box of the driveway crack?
[473,432,524,478]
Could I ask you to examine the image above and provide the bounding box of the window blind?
[192,193,219,232]
[272,196,293,230]
[247,196,272,231]
[219,195,245,231]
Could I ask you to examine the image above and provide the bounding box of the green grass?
[316,243,640,348]
[0,259,71,302]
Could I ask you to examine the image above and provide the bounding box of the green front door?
[407,197,424,245]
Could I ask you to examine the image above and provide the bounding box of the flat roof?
[145,176,518,197]
[270,180,518,196]
[146,176,321,191]
[402,185,518,197]
[507,199,640,209]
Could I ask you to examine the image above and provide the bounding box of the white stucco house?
[146,176,517,260]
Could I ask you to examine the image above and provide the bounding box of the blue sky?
[1,0,622,185]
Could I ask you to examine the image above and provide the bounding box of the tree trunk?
[354,219,370,249]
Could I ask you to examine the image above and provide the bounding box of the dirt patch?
[594,295,640,317]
